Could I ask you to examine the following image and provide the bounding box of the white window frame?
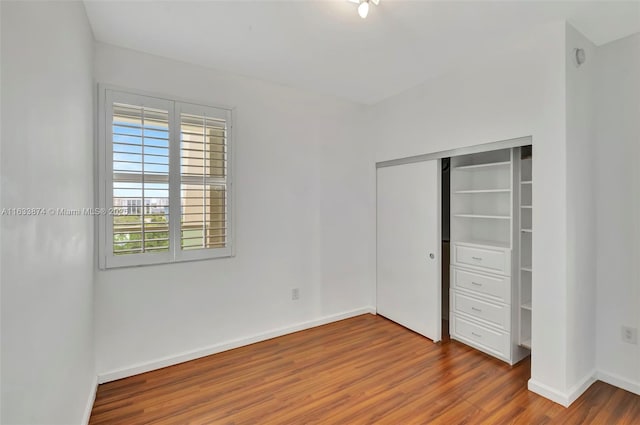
[97,85,234,269]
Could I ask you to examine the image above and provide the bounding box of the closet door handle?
[471,256,482,261]
[471,281,482,286]
[471,307,482,313]
[471,332,482,338]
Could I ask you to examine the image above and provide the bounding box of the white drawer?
[453,244,511,276]
[452,291,510,331]
[452,266,511,303]
[452,315,510,359]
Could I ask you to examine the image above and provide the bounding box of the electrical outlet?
[621,326,638,345]
[291,288,300,301]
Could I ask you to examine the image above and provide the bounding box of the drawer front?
[452,292,510,331]
[452,267,510,303]
[452,315,510,358]
[454,244,510,275]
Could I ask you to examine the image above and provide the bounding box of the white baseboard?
[528,370,596,407]
[82,374,98,425]
[528,378,571,406]
[597,370,640,396]
[566,370,597,405]
[98,307,376,384]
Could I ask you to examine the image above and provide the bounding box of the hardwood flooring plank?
[90,314,640,424]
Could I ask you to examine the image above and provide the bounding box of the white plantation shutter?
[176,103,232,261]
[111,103,171,256]
[180,114,227,248]
[99,87,233,268]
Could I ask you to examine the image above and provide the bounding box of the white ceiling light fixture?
[358,1,369,19]
[349,0,380,19]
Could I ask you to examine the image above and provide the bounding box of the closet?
[375,139,532,366]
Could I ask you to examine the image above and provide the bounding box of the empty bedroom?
[1,1,639,424]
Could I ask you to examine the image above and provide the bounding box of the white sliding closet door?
[377,160,441,341]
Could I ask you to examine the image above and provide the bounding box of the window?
[98,87,233,268]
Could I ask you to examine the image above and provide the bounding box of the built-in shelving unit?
[518,147,533,351]
[450,150,513,249]
[449,147,529,365]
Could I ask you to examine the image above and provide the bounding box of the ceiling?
[83,0,640,105]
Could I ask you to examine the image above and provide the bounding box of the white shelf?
[453,239,510,249]
[454,161,511,171]
[521,302,532,311]
[520,339,532,349]
[521,266,532,272]
[455,189,511,194]
[521,229,532,233]
[454,214,511,220]
[521,180,532,184]
[521,205,532,209]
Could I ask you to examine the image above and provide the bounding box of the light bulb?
[358,1,369,19]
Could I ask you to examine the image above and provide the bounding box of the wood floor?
[90,314,639,424]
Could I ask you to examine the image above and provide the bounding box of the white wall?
[0,2,96,424]
[93,43,375,379]
[565,24,598,398]
[595,33,640,394]
[367,22,574,402]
